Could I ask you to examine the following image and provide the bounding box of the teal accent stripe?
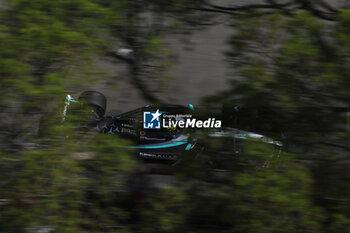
[189,104,194,110]
[185,143,192,150]
[66,96,78,102]
[131,141,187,149]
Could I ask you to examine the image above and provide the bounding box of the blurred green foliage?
[0,1,349,233]
[210,10,350,108]
[0,0,110,107]
[0,119,135,232]
[205,8,350,233]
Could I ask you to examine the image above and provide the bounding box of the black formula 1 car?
[42,91,283,167]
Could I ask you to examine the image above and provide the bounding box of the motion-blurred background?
[0,0,349,232]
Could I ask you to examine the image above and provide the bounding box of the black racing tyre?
[78,91,107,117]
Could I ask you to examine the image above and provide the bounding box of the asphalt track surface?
[84,0,348,116]
[93,22,232,115]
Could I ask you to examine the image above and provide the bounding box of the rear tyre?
[78,91,107,117]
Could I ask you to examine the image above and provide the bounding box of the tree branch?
[314,0,339,13]
[108,50,162,103]
[207,1,295,11]
[187,6,236,15]
[189,0,339,21]
[300,5,336,21]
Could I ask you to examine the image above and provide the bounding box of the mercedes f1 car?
[40,91,283,168]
